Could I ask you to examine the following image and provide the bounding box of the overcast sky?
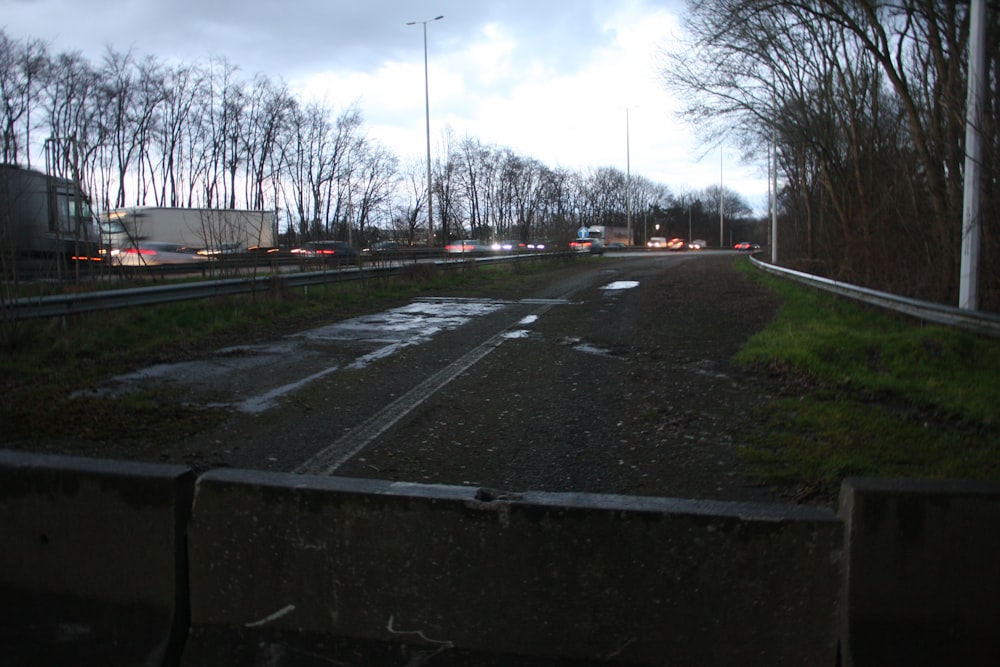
[2,0,770,210]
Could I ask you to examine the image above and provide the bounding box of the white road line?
[237,364,341,414]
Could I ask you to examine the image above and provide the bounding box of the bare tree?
[662,0,999,306]
[535,166,578,244]
[433,125,462,244]
[0,33,48,167]
[40,51,103,202]
[1,24,792,266]
[397,158,428,243]
[98,47,152,208]
[504,153,544,243]
[241,74,295,210]
[150,63,205,207]
[282,100,331,237]
[578,167,628,228]
[346,138,398,245]
[456,136,488,237]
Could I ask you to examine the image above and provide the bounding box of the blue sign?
[577,226,589,239]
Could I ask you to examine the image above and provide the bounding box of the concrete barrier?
[0,450,194,667]
[839,477,1000,666]
[182,469,842,666]
[18,452,998,665]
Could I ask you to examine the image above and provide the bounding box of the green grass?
[735,260,1000,487]
[1,261,546,377]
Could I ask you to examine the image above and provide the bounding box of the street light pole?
[407,15,444,247]
[719,149,724,247]
[959,0,986,310]
[626,108,632,246]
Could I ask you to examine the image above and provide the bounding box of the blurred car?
[526,240,550,250]
[196,242,242,257]
[568,237,605,255]
[362,240,404,254]
[491,239,526,252]
[647,236,667,248]
[606,242,627,249]
[445,239,490,254]
[688,239,707,250]
[113,242,209,266]
[734,241,761,251]
[666,237,687,250]
[291,240,359,262]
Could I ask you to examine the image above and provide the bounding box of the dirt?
[332,253,799,505]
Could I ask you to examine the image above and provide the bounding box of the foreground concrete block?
[840,477,1000,666]
[0,450,194,667]
[185,470,842,666]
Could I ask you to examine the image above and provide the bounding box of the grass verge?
[735,260,1000,489]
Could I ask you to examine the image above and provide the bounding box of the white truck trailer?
[99,207,277,253]
[586,225,632,246]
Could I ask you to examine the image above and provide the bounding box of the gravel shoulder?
[334,252,795,505]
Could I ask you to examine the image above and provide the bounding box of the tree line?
[0,29,754,252]
[663,0,999,309]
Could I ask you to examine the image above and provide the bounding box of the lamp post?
[719,149,724,248]
[959,0,986,310]
[626,108,631,247]
[407,15,444,247]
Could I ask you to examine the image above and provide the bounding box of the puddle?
[559,336,621,359]
[297,298,507,343]
[87,296,530,412]
[575,343,618,357]
[601,280,639,291]
[502,330,532,339]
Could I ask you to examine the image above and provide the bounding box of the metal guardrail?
[749,255,1000,338]
[13,252,996,338]
[1,252,557,321]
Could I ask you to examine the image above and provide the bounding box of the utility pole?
[407,16,444,248]
[959,0,986,310]
[771,129,778,264]
[719,150,724,248]
[626,108,632,246]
